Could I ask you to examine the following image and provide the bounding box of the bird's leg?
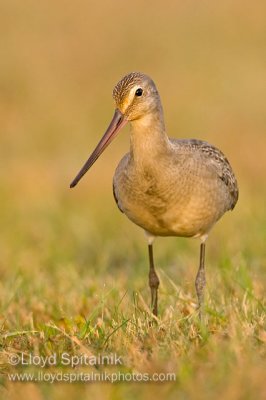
[195,242,206,320]
[148,244,160,316]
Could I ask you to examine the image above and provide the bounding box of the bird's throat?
[129,111,169,165]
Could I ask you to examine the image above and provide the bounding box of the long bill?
[70,109,127,188]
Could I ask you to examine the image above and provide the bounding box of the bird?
[70,72,238,319]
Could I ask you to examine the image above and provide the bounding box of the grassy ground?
[0,1,265,399]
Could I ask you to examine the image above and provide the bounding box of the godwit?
[70,72,238,318]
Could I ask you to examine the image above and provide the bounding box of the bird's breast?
[113,153,230,238]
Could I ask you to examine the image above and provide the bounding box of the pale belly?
[114,170,229,239]
[120,193,224,238]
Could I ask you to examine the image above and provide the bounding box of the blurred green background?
[0,0,265,282]
[1,0,266,196]
[0,0,265,399]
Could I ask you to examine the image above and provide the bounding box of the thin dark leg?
[195,242,206,319]
[148,244,160,316]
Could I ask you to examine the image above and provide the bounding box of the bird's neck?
[129,107,169,167]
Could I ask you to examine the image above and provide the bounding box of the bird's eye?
[135,88,143,97]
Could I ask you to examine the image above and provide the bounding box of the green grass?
[0,192,265,399]
[0,1,266,398]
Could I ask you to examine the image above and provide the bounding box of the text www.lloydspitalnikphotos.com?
[7,352,176,383]
[8,371,176,383]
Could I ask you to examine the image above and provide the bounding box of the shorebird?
[70,72,238,318]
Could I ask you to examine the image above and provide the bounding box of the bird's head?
[70,72,160,188]
[113,72,160,121]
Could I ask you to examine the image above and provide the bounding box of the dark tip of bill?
[70,180,77,188]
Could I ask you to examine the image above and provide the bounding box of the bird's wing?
[171,138,239,210]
